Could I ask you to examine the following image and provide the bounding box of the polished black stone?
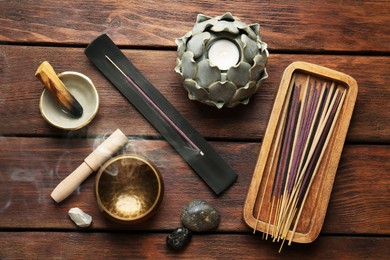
[166,227,192,250]
[181,199,220,232]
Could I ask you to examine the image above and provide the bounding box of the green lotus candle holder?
[175,12,268,108]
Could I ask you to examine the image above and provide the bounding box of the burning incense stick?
[105,55,204,156]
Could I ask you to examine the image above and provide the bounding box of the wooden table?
[1,1,389,258]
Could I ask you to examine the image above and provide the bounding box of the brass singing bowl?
[95,154,164,224]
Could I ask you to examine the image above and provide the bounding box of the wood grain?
[0,1,389,52]
[0,46,389,142]
[0,137,388,235]
[1,1,389,258]
[1,232,389,259]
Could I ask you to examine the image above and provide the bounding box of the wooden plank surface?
[1,137,389,235]
[0,46,389,142]
[1,0,389,258]
[0,1,389,52]
[1,232,389,259]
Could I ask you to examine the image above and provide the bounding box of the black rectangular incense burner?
[85,34,237,195]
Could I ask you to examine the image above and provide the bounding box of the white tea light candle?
[208,39,240,70]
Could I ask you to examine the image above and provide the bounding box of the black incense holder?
[85,34,237,195]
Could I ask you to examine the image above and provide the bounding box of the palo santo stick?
[35,61,83,118]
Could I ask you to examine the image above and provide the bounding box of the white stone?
[68,207,92,227]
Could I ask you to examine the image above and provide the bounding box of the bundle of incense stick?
[253,75,346,251]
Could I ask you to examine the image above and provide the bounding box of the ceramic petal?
[211,21,239,34]
[175,31,192,58]
[258,41,268,52]
[187,32,211,59]
[181,52,197,79]
[250,24,260,34]
[230,81,257,106]
[208,81,237,109]
[227,62,251,87]
[249,54,268,80]
[235,21,258,40]
[196,14,213,23]
[233,20,247,29]
[241,34,258,62]
[192,18,217,35]
[174,58,182,75]
[255,69,268,91]
[249,24,260,38]
[184,79,209,101]
[196,59,221,87]
[218,12,235,21]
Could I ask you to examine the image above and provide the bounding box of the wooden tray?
[243,61,358,244]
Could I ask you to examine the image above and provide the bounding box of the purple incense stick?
[297,90,342,204]
[105,55,204,156]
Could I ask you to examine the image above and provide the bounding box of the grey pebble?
[181,199,220,232]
